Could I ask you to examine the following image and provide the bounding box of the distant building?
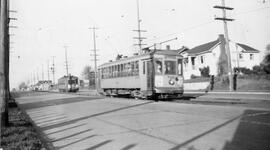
[179,34,260,79]
[35,80,52,91]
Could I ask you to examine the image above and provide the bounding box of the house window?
[239,54,243,59]
[183,58,188,68]
[200,56,204,64]
[250,54,254,60]
[191,57,195,70]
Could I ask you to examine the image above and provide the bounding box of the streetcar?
[97,49,184,99]
[58,75,79,92]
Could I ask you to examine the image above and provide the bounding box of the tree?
[261,44,270,74]
[19,82,27,90]
[81,66,95,88]
[199,66,210,77]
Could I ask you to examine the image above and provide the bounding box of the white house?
[179,34,260,79]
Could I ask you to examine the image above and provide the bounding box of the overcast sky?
[9,0,270,88]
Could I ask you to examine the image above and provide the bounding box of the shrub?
[253,65,267,75]
[234,65,267,76]
[190,74,199,79]
[199,66,210,77]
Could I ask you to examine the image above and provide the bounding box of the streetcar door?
[140,60,147,91]
[147,61,153,90]
[140,60,153,91]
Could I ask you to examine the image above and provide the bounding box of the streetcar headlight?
[169,79,175,85]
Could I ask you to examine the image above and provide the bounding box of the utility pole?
[63,45,69,76]
[214,0,234,91]
[133,0,146,54]
[51,56,55,84]
[89,27,99,89]
[42,64,44,81]
[33,72,35,85]
[0,0,9,127]
[47,60,50,81]
[36,68,39,81]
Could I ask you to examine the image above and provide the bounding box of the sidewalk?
[185,90,270,103]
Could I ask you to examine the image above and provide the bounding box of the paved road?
[16,93,270,150]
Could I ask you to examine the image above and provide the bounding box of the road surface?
[16,92,270,150]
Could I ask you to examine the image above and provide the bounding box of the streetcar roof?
[98,50,183,68]
[154,50,183,56]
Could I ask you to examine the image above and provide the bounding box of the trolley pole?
[63,45,69,76]
[214,0,234,91]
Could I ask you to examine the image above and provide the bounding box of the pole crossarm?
[213,5,234,10]
[215,17,234,21]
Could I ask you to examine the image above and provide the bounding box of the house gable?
[237,43,260,53]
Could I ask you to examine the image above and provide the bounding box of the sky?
[9,0,270,88]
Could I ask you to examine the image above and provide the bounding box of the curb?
[184,90,270,95]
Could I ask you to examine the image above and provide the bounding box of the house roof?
[237,43,260,53]
[177,46,189,54]
[186,39,220,55]
[182,34,260,55]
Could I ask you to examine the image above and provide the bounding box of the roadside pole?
[89,27,99,90]
[0,0,9,128]
[214,0,234,91]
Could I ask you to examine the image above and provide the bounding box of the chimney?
[218,34,225,44]
[166,45,170,50]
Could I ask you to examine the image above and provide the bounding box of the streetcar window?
[127,63,131,76]
[111,66,113,78]
[178,59,183,75]
[111,66,114,78]
[155,59,163,75]
[104,67,107,79]
[135,61,139,75]
[68,79,77,84]
[101,68,103,79]
[143,62,145,74]
[123,64,126,76]
[117,64,120,77]
[121,64,124,77]
[106,67,108,78]
[113,65,117,77]
[165,61,176,75]
[109,66,112,78]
